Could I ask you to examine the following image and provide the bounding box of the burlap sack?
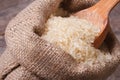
[0,0,120,80]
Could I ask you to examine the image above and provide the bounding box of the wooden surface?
[0,0,120,80]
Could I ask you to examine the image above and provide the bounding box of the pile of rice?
[41,15,112,66]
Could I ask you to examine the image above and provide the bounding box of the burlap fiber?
[0,0,120,80]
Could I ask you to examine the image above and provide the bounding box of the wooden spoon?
[73,0,120,48]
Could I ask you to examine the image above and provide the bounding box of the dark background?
[0,0,120,80]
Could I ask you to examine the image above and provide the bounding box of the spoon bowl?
[73,0,119,48]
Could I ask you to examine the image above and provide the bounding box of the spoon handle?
[92,0,120,18]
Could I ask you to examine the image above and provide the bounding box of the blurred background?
[0,0,120,80]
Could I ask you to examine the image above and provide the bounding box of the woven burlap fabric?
[61,0,99,12]
[0,0,120,80]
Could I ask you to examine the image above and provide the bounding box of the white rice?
[41,16,112,65]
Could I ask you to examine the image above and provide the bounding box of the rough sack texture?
[0,0,120,80]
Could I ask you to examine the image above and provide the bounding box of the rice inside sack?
[41,16,112,66]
